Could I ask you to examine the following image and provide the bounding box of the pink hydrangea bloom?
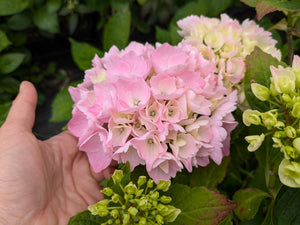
[177,13,281,110]
[69,41,238,182]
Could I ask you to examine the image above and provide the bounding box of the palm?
[0,82,111,225]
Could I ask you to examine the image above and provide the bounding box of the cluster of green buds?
[88,169,181,224]
[242,55,300,188]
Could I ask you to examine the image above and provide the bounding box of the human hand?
[0,81,113,225]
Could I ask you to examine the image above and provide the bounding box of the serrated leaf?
[244,47,286,112]
[168,184,237,225]
[0,102,12,126]
[190,157,230,190]
[69,38,103,71]
[68,210,108,225]
[273,186,300,225]
[50,81,81,122]
[233,188,270,221]
[103,6,131,51]
[0,53,25,74]
[0,30,11,52]
[0,0,28,16]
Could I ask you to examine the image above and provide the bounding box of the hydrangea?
[68,41,238,182]
[242,55,300,188]
[177,13,281,110]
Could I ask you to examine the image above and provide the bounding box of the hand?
[0,81,113,225]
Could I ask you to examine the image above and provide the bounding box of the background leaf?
[273,186,300,225]
[50,81,81,122]
[103,6,131,51]
[0,30,11,52]
[69,38,103,71]
[168,184,237,225]
[233,188,270,221]
[244,47,286,112]
[33,6,60,33]
[68,210,107,225]
[0,0,28,16]
[190,156,230,190]
[0,102,12,126]
[0,53,25,74]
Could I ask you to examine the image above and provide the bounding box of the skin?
[0,81,113,225]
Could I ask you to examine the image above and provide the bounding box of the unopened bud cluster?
[242,55,300,188]
[88,169,181,224]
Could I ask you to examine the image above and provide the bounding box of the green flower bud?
[101,187,114,197]
[242,109,261,126]
[292,102,300,118]
[275,121,285,130]
[277,75,295,93]
[282,93,292,102]
[115,219,121,224]
[107,219,113,224]
[292,137,300,154]
[245,134,265,152]
[278,159,300,188]
[139,217,147,225]
[251,83,270,101]
[138,176,147,187]
[123,214,130,225]
[128,206,138,216]
[283,145,295,159]
[88,204,98,216]
[111,194,120,203]
[147,179,154,188]
[285,126,297,138]
[155,214,164,224]
[96,204,109,217]
[156,180,171,192]
[138,197,148,210]
[150,191,159,200]
[157,203,168,215]
[111,209,119,219]
[270,78,280,96]
[112,170,124,184]
[272,137,282,149]
[136,189,144,197]
[261,110,277,129]
[124,182,137,195]
[159,195,172,204]
[163,205,181,223]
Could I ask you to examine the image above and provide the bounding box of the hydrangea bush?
[67,2,300,224]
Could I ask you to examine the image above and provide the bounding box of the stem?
[287,12,294,66]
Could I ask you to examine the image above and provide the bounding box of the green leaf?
[233,188,270,221]
[7,12,31,31]
[68,210,108,225]
[103,6,131,51]
[244,47,286,112]
[0,30,11,52]
[273,186,300,225]
[168,184,237,225]
[33,6,59,33]
[240,0,257,8]
[69,38,103,71]
[50,81,81,122]
[47,0,62,13]
[206,0,233,17]
[0,102,12,126]
[0,53,25,74]
[0,77,20,94]
[190,157,230,190]
[155,26,170,43]
[219,215,233,225]
[0,0,28,16]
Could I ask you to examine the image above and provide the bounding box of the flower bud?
[292,102,300,118]
[95,204,109,217]
[245,134,265,152]
[112,170,124,184]
[156,180,171,191]
[150,191,160,200]
[159,195,172,204]
[147,179,154,188]
[139,217,147,225]
[278,159,300,188]
[272,137,282,149]
[275,121,285,129]
[156,214,164,224]
[128,206,138,216]
[111,194,120,203]
[251,83,270,101]
[261,110,277,129]
[111,209,119,219]
[122,214,130,225]
[242,109,261,126]
[292,137,300,154]
[101,187,114,196]
[282,93,292,102]
[138,176,147,187]
[283,145,295,159]
[285,126,297,138]
[124,182,137,195]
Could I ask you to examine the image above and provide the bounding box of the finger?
[3,81,38,131]
[91,166,115,183]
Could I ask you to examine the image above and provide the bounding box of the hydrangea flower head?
[177,13,281,110]
[69,41,238,182]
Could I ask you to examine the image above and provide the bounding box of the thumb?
[3,81,38,131]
